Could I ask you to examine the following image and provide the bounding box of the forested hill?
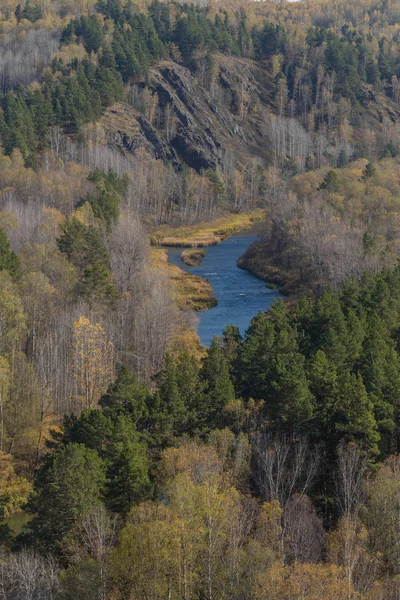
[5,0,400,597]
[3,0,400,177]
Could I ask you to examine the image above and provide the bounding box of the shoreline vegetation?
[151,210,266,313]
[237,242,298,297]
[151,247,217,312]
[149,210,265,248]
[181,249,207,267]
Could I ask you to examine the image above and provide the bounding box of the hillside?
[5,0,400,597]
[94,56,400,175]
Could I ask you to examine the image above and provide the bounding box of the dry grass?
[150,209,265,248]
[151,248,217,312]
[181,249,207,266]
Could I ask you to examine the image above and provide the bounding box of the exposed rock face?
[100,54,400,173]
[100,55,276,172]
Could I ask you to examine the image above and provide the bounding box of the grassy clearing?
[150,209,265,248]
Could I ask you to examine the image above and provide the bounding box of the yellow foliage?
[255,562,359,600]
[71,316,115,412]
[159,441,223,487]
[0,212,18,233]
[74,201,98,228]
[0,451,31,516]
[54,42,87,65]
[167,324,206,364]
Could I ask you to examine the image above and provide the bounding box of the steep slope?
[99,54,400,174]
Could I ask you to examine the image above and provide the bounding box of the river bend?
[167,229,280,346]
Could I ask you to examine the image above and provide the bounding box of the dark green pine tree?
[336,149,348,168]
[81,169,126,229]
[60,409,151,516]
[63,410,114,455]
[0,108,11,154]
[235,310,275,401]
[100,364,149,423]
[335,370,380,455]
[173,17,198,59]
[267,303,314,432]
[105,415,152,515]
[158,353,188,435]
[174,351,205,433]
[80,251,118,306]
[239,304,314,433]
[308,349,339,442]
[57,217,87,264]
[100,45,117,70]
[2,92,36,156]
[356,314,400,456]
[95,65,124,105]
[0,228,20,278]
[146,389,173,448]
[319,170,340,192]
[76,15,105,54]
[57,219,118,305]
[28,89,54,142]
[22,444,106,556]
[310,290,362,368]
[200,338,235,425]
[362,162,376,181]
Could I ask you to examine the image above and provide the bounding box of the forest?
[3,0,400,597]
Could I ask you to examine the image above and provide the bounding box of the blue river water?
[167,229,281,346]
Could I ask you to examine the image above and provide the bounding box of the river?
[167,228,280,346]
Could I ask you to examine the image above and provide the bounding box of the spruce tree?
[200,338,235,424]
[158,353,188,435]
[24,444,106,556]
[100,365,149,423]
[0,228,20,278]
[319,170,339,192]
[335,371,380,455]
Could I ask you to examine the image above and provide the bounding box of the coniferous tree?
[200,338,235,425]
[23,444,106,556]
[100,365,149,423]
[0,229,20,278]
[158,354,188,436]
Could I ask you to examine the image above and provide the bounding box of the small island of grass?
[181,249,207,267]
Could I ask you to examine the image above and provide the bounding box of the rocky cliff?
[99,54,400,173]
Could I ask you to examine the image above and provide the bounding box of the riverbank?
[150,210,265,248]
[167,230,281,346]
[150,210,265,312]
[181,249,207,266]
[237,241,306,297]
[151,247,217,312]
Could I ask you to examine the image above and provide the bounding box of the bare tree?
[49,127,66,161]
[81,504,118,600]
[283,494,325,564]
[0,549,60,599]
[106,213,149,294]
[254,437,321,506]
[336,443,369,519]
[0,30,59,93]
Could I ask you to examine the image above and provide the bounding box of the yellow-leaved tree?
[71,316,114,413]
